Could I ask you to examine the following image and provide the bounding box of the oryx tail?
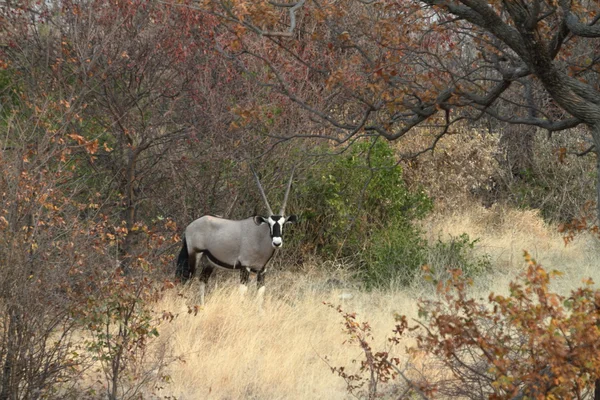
[176,235,191,280]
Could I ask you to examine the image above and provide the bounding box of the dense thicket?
[0,1,436,396]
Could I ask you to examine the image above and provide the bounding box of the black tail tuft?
[175,235,190,281]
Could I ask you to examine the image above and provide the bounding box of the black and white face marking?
[267,215,286,248]
[254,214,297,248]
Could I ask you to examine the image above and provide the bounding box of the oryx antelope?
[175,167,297,306]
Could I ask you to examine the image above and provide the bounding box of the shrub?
[76,268,171,400]
[363,230,491,289]
[361,222,427,288]
[422,233,492,284]
[292,138,492,288]
[296,138,432,265]
[330,254,600,399]
[494,131,595,223]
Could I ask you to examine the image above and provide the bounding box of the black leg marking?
[187,251,197,278]
[257,269,266,288]
[257,269,267,311]
[176,235,190,280]
[199,264,214,284]
[240,264,250,285]
[198,255,214,305]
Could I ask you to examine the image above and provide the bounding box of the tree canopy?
[187,0,600,216]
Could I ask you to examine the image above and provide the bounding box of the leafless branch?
[263,0,306,37]
[574,144,596,157]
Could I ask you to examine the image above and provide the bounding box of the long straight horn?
[250,165,274,216]
[279,166,295,215]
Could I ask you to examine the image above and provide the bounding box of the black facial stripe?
[272,222,281,237]
[270,215,283,238]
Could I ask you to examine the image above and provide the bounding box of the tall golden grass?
[152,204,599,399]
[422,205,600,294]
[154,270,420,399]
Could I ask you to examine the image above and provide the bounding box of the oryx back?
[185,215,274,270]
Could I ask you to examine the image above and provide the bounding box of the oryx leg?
[257,269,267,310]
[198,257,214,306]
[239,263,249,298]
[187,250,197,279]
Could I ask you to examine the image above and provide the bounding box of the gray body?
[185,215,276,272]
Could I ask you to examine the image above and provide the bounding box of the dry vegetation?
[156,271,416,399]
[423,206,600,293]
[3,2,600,397]
[147,203,600,400]
[399,128,500,211]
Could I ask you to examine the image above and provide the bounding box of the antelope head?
[251,166,298,248]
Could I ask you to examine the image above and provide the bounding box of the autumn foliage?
[0,95,178,398]
[2,0,600,398]
[331,254,600,399]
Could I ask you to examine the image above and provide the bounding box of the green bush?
[297,138,432,260]
[361,221,427,288]
[291,139,491,289]
[363,230,491,289]
[423,233,492,283]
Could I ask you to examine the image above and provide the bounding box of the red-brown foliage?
[332,254,600,399]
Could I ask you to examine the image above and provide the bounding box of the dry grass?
[421,204,600,294]
[154,269,420,399]
[152,204,600,399]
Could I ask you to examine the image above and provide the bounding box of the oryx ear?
[254,216,268,225]
[285,215,298,224]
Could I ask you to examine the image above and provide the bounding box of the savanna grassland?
[152,205,600,400]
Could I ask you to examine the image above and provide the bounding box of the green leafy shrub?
[363,230,491,289]
[423,233,492,283]
[296,138,432,261]
[292,139,493,288]
[361,221,427,288]
[273,139,491,288]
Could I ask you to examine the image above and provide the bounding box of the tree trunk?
[596,148,600,225]
[119,148,140,273]
[500,125,535,180]
[0,308,19,400]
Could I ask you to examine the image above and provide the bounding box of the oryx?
[175,167,297,306]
